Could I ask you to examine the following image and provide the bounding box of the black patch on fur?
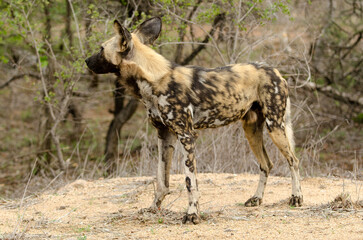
[120,45,132,58]
[185,159,193,168]
[170,62,179,70]
[190,67,215,105]
[259,165,268,178]
[155,124,169,140]
[250,62,269,71]
[186,177,191,192]
[189,65,232,73]
[114,20,132,42]
[168,81,182,95]
[124,76,141,98]
[212,65,233,72]
[250,101,262,112]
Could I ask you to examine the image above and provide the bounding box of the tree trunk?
[174,0,202,64]
[65,0,73,48]
[104,77,138,172]
[39,1,54,165]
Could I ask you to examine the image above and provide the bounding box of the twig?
[157,41,214,47]
[181,13,226,66]
[23,8,56,121]
[42,171,64,192]
[231,0,243,63]
[158,3,227,65]
[174,0,202,64]
[297,80,363,107]
[0,73,40,89]
[67,0,85,56]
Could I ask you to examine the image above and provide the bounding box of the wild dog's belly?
[193,106,248,129]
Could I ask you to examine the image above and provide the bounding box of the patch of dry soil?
[1,173,362,239]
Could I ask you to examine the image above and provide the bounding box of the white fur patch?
[199,72,207,84]
[184,104,194,118]
[137,80,165,124]
[213,119,225,126]
[167,111,173,120]
[266,118,272,127]
[193,109,211,124]
[158,94,170,107]
[273,81,279,93]
[137,80,153,98]
[254,171,268,198]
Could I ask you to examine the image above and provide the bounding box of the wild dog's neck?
[129,33,171,83]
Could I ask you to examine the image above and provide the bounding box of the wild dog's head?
[85,17,162,74]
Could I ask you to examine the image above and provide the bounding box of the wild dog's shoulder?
[151,64,194,94]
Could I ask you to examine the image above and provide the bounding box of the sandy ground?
[0,173,362,240]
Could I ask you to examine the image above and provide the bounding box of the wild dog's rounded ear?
[134,17,162,45]
[113,20,123,34]
[113,20,132,52]
[113,20,131,40]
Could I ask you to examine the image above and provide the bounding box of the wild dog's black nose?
[85,58,90,65]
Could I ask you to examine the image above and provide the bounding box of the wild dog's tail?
[285,97,295,152]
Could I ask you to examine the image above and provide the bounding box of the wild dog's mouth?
[85,50,120,75]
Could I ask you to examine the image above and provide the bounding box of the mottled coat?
[85,17,303,224]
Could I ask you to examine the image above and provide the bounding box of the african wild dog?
[85,17,303,224]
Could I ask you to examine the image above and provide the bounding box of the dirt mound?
[1,173,362,239]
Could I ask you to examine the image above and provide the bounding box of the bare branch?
[174,0,202,64]
[298,80,363,107]
[158,3,227,65]
[67,0,85,56]
[0,73,40,89]
[181,13,225,66]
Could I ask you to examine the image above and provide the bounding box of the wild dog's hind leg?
[242,107,273,207]
[179,132,201,224]
[267,126,303,206]
[260,68,303,206]
[265,98,303,207]
[151,122,176,210]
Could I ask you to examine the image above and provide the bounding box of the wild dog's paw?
[244,196,262,207]
[182,213,201,225]
[289,195,303,207]
[138,207,159,214]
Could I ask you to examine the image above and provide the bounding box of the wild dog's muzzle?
[85,50,119,74]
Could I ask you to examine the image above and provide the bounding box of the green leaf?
[0,55,8,64]
[40,56,48,68]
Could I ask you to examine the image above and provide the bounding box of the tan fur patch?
[130,34,170,82]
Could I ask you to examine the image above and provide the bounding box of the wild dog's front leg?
[151,124,176,209]
[179,133,201,224]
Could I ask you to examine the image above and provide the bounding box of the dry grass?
[1,173,362,239]
[329,193,363,211]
